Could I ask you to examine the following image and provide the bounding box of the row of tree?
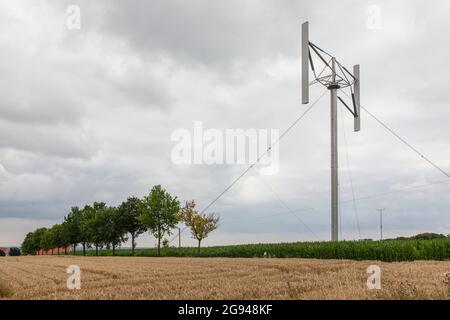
[21,185,220,256]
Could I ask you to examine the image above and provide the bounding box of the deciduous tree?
[83,202,108,256]
[179,200,220,254]
[49,224,66,255]
[40,228,54,254]
[139,185,180,256]
[103,206,128,256]
[118,197,147,256]
[63,206,83,255]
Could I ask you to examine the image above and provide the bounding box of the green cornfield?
[78,238,450,262]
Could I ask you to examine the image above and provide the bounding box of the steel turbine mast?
[301,21,361,241]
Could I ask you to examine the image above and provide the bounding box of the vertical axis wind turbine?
[301,21,361,241]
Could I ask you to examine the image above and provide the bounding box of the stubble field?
[0,256,449,300]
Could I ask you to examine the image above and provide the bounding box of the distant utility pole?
[178,227,181,249]
[376,208,386,240]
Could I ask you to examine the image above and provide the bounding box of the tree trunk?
[95,245,98,256]
[156,227,161,256]
[112,244,115,256]
[157,236,161,256]
[131,233,135,256]
[64,246,67,255]
[83,243,86,256]
[198,239,202,255]
[57,247,60,255]
[73,244,77,256]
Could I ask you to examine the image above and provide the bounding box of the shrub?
[412,233,447,240]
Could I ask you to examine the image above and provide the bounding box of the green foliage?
[50,224,66,254]
[139,185,180,255]
[118,197,147,255]
[79,204,98,254]
[78,238,450,261]
[21,232,36,255]
[20,185,181,257]
[73,203,129,256]
[21,227,47,255]
[395,233,447,241]
[23,179,447,263]
[102,206,129,255]
[62,206,84,253]
[82,202,109,254]
[179,200,220,253]
[36,224,67,254]
[40,228,53,252]
[412,233,447,240]
[79,202,120,254]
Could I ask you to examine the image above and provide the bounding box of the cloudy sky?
[1,0,449,247]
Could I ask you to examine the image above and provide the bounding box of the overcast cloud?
[0,0,449,247]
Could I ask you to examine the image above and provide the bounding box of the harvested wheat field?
[0,256,449,300]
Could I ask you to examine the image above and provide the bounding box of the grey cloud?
[110,61,176,111]
[0,120,99,159]
[0,51,85,126]
[99,0,311,71]
[0,0,449,245]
